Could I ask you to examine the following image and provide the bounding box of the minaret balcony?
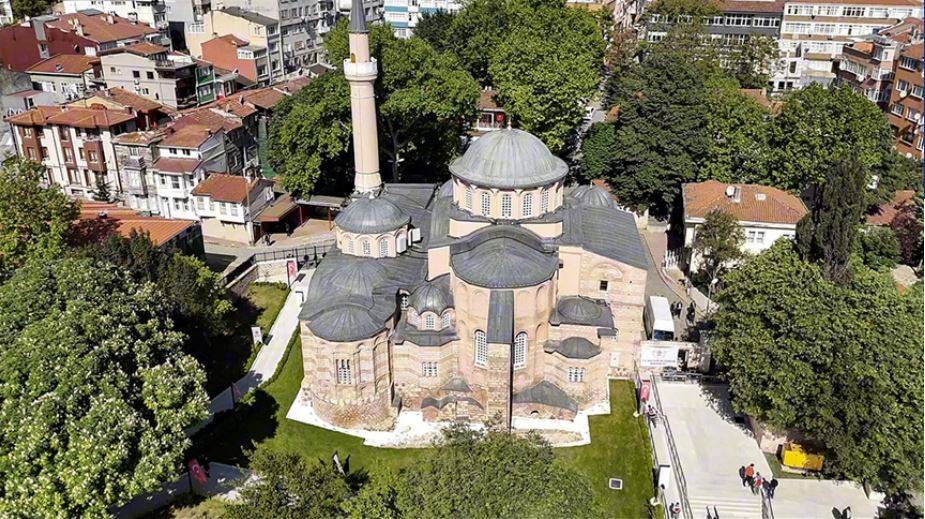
[343,58,378,81]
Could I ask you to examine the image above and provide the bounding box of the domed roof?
[450,226,558,289]
[449,129,568,189]
[409,280,452,314]
[334,194,410,234]
[546,337,601,359]
[571,184,616,208]
[559,297,604,322]
[308,304,384,342]
[323,260,388,299]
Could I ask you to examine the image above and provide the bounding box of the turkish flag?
[188,459,207,485]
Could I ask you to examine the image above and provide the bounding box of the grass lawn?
[203,282,290,396]
[191,336,657,517]
[558,380,658,518]
[141,495,226,519]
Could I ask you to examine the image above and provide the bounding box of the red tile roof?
[478,88,502,111]
[683,180,808,225]
[112,129,165,145]
[905,42,923,59]
[159,124,215,148]
[173,107,243,133]
[75,201,196,247]
[45,12,158,44]
[213,34,249,47]
[91,87,165,112]
[239,87,287,109]
[191,174,265,203]
[5,105,134,129]
[118,41,169,57]
[866,190,916,226]
[26,54,99,75]
[153,156,202,174]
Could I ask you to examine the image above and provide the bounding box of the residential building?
[774,0,923,91]
[69,87,173,129]
[200,34,272,84]
[682,180,808,270]
[74,200,203,253]
[25,54,102,104]
[0,11,164,73]
[866,189,915,226]
[5,105,137,199]
[60,0,170,30]
[471,88,507,137]
[194,59,217,104]
[191,173,274,242]
[644,0,784,45]
[163,0,212,46]
[185,7,282,76]
[212,65,248,97]
[2,90,57,115]
[295,2,649,433]
[887,41,923,158]
[177,95,260,172]
[835,18,922,107]
[148,123,230,218]
[382,0,461,38]
[100,42,198,108]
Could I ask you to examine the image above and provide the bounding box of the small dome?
[335,195,410,234]
[438,179,454,198]
[549,337,601,359]
[323,260,388,299]
[409,281,452,314]
[558,297,604,322]
[450,226,558,289]
[571,184,616,208]
[308,304,383,342]
[449,129,568,189]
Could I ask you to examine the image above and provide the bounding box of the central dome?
[449,129,568,189]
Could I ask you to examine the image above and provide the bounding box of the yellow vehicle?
[781,442,824,472]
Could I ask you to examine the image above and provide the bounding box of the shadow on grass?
[198,296,261,396]
[188,389,280,466]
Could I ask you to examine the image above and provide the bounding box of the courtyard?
[187,334,658,518]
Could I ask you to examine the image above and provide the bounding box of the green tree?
[488,2,604,152]
[769,84,894,193]
[579,121,617,179]
[699,76,772,183]
[12,0,48,18]
[0,157,79,277]
[711,242,923,495]
[692,209,745,289]
[226,450,352,519]
[724,35,778,89]
[854,227,901,270]
[438,0,511,84]
[0,259,209,517]
[413,11,456,53]
[891,203,924,268]
[796,160,867,284]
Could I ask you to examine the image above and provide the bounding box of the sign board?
[251,326,263,346]
[286,259,298,285]
[657,464,672,490]
[640,342,680,368]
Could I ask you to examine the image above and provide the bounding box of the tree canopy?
[0,259,209,517]
[854,226,901,270]
[0,158,79,277]
[711,242,923,494]
[692,209,745,285]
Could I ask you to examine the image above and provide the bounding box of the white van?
[644,296,676,341]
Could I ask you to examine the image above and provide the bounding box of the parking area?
[657,382,882,519]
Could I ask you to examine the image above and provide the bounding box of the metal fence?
[253,241,334,266]
[650,375,694,519]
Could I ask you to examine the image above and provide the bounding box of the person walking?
[669,501,681,519]
[842,506,852,519]
[647,404,658,429]
[768,478,778,499]
[743,463,755,489]
[738,465,747,487]
[753,473,764,495]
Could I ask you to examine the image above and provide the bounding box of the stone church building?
[297,0,648,430]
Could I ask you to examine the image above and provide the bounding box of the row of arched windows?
[461,184,555,219]
[343,234,405,258]
[472,330,528,369]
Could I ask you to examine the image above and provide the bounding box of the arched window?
[441,311,452,329]
[474,330,488,366]
[480,192,491,216]
[378,238,388,257]
[465,186,473,210]
[424,313,435,330]
[346,239,355,254]
[336,359,352,384]
[541,189,550,213]
[522,193,533,217]
[501,193,512,218]
[400,294,409,311]
[513,332,527,369]
[361,239,371,256]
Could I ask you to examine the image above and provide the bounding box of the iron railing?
[650,375,694,519]
[252,241,334,266]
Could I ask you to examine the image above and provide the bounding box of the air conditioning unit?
[409,228,421,243]
[396,235,407,253]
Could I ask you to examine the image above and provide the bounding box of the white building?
[62,0,169,28]
[191,173,274,242]
[382,0,461,38]
[682,180,808,270]
[774,0,923,91]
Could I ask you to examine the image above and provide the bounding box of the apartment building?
[201,34,273,84]
[190,173,273,242]
[382,0,461,38]
[185,7,282,74]
[69,87,173,129]
[26,54,102,104]
[100,42,199,108]
[60,0,170,29]
[887,41,923,158]
[0,11,164,72]
[5,105,137,199]
[836,18,922,108]
[774,0,923,91]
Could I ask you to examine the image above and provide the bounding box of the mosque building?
[296,0,649,430]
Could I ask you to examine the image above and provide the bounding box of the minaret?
[343,0,382,194]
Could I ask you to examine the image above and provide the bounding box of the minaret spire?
[343,0,381,194]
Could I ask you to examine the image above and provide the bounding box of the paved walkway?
[657,382,882,519]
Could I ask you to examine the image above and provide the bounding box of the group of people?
[738,463,778,499]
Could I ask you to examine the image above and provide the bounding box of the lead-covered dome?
[449,129,568,189]
[570,184,617,208]
[409,279,453,314]
[335,195,410,234]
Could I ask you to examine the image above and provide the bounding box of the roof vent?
[755,193,766,201]
[54,63,63,72]
[725,185,741,203]
[97,210,108,219]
